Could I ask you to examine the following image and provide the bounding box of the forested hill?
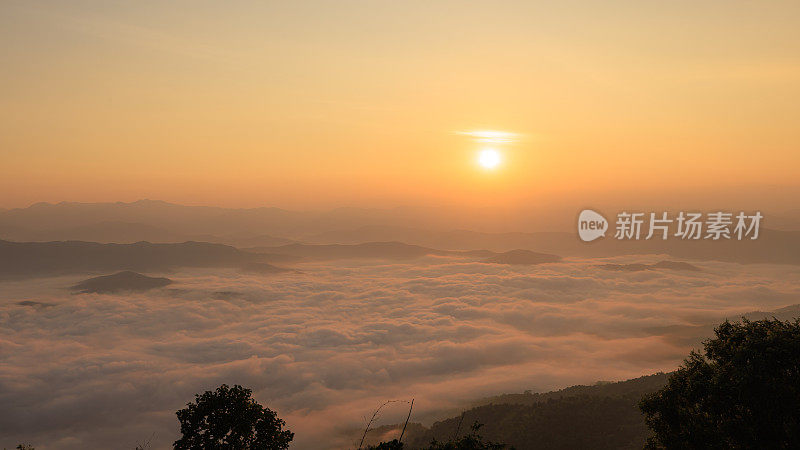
[401,373,670,449]
[476,372,670,407]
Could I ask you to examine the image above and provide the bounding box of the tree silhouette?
[174,384,293,450]
[423,422,509,450]
[368,422,510,449]
[640,318,800,449]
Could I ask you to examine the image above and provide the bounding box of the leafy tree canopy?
[640,318,800,449]
[174,384,293,450]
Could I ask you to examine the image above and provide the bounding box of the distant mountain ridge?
[2,200,800,265]
[311,226,800,265]
[0,239,266,277]
[0,200,415,239]
[245,242,560,264]
[306,225,571,251]
[246,242,494,260]
[0,239,564,279]
[0,220,295,248]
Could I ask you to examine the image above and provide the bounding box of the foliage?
[424,422,509,449]
[640,318,800,449]
[173,384,293,450]
[368,422,509,450]
[367,439,404,449]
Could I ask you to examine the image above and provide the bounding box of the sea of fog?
[2,256,799,449]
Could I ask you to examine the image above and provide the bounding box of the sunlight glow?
[478,149,501,169]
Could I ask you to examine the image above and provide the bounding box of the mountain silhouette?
[246,242,503,261]
[72,271,172,294]
[2,201,799,265]
[0,240,260,278]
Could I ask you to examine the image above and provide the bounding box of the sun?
[478,148,501,169]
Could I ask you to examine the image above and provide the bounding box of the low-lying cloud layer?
[2,256,799,449]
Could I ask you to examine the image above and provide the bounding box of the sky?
[1,0,799,210]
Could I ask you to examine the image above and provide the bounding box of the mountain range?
[2,200,800,265]
[0,240,265,278]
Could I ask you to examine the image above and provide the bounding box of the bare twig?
[452,411,466,441]
[398,398,414,443]
[358,400,400,449]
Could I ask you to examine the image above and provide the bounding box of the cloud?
[1,256,799,448]
[455,130,521,144]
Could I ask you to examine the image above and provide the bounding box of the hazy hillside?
[244,242,542,262]
[477,373,671,407]
[365,373,669,450]
[311,226,800,265]
[306,226,571,251]
[0,220,297,248]
[0,221,191,243]
[0,240,264,277]
[408,397,649,449]
[3,201,799,265]
[247,242,443,260]
[0,200,416,239]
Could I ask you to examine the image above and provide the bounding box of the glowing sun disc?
[478,149,501,169]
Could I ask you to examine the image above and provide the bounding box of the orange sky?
[1,1,799,210]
